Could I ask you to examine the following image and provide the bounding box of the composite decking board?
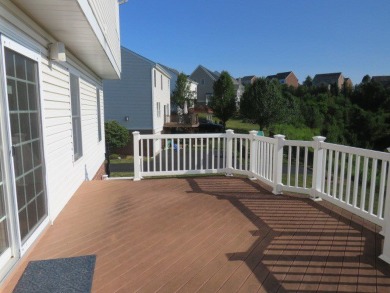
[2,177,390,293]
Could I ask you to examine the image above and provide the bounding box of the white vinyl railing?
[133,130,390,264]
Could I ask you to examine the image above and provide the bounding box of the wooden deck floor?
[2,177,390,292]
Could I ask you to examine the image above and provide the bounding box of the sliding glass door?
[4,47,47,243]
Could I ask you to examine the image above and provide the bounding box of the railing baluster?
[183,138,186,170]
[339,152,346,201]
[212,138,215,170]
[287,146,292,186]
[217,138,220,169]
[353,155,361,208]
[360,157,369,210]
[200,138,204,170]
[378,161,387,218]
[140,138,144,173]
[267,142,271,180]
[195,138,198,170]
[303,147,308,188]
[177,138,180,171]
[346,153,353,204]
[327,150,333,196]
[189,138,192,170]
[164,138,167,171]
[153,139,156,172]
[171,138,174,171]
[147,139,150,172]
[368,159,378,215]
[333,151,339,198]
[206,138,209,170]
[321,149,328,193]
[295,146,300,187]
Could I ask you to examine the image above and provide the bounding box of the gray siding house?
[190,65,244,105]
[104,47,171,134]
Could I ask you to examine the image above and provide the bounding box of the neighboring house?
[104,47,171,135]
[0,0,120,282]
[312,72,344,89]
[266,71,299,88]
[371,76,390,89]
[158,64,198,110]
[239,75,257,86]
[344,77,353,89]
[190,65,244,105]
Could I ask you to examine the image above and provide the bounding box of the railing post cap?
[226,129,234,134]
[387,147,390,152]
[249,130,258,135]
[273,134,285,139]
[313,136,326,142]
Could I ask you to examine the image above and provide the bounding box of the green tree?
[240,78,287,130]
[105,120,129,152]
[209,71,236,127]
[303,75,313,87]
[171,73,195,109]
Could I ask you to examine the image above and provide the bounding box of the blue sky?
[119,0,390,85]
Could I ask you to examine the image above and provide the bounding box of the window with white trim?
[157,102,161,118]
[70,74,83,160]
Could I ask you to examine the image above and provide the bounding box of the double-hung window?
[70,74,82,160]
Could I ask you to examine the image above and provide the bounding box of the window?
[157,102,161,117]
[161,74,163,90]
[154,70,156,87]
[201,78,205,85]
[70,74,83,160]
[97,88,102,142]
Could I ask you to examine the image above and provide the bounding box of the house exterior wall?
[104,49,171,134]
[285,73,299,88]
[153,67,170,134]
[190,67,215,105]
[0,0,119,282]
[104,49,153,131]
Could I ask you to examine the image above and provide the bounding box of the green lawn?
[226,118,259,134]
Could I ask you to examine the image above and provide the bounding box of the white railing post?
[311,136,326,200]
[249,130,258,178]
[225,129,234,176]
[272,134,285,195]
[133,131,141,181]
[379,147,390,264]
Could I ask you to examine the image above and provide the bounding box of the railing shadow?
[185,176,390,292]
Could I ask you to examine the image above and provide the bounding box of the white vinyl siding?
[70,74,83,161]
[41,58,105,220]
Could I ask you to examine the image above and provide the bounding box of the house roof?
[312,72,343,85]
[372,76,390,87]
[158,64,180,77]
[193,65,240,85]
[240,75,256,83]
[197,65,220,80]
[266,71,293,80]
[121,47,171,78]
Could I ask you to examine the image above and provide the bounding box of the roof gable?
[121,47,171,78]
[313,72,342,85]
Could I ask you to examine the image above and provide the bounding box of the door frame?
[0,35,50,261]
